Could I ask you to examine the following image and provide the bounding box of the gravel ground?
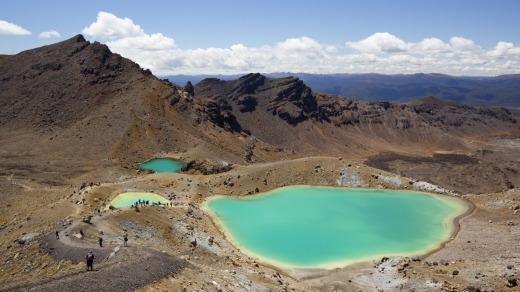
[1,232,187,292]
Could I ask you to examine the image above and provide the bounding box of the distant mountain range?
[164,73,520,107]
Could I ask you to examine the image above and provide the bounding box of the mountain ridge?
[165,72,520,107]
[194,73,516,151]
[0,35,518,191]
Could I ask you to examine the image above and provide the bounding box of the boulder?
[189,238,197,247]
[82,215,93,223]
[506,277,518,288]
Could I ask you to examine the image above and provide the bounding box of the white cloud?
[81,12,520,76]
[82,11,145,38]
[0,20,31,35]
[449,36,481,51]
[82,11,177,71]
[39,30,61,38]
[347,32,409,53]
[488,41,520,57]
[108,33,175,51]
[150,37,332,73]
[413,38,450,53]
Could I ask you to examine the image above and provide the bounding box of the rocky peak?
[230,73,266,96]
[265,77,318,125]
[184,81,195,96]
[0,34,156,129]
[74,34,87,43]
[273,77,316,111]
[193,74,320,126]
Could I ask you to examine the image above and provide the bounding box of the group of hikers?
[133,199,150,208]
[131,199,173,208]
[55,229,129,271]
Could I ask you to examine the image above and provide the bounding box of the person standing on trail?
[98,236,103,247]
[86,251,94,271]
[55,231,59,239]
[123,234,128,247]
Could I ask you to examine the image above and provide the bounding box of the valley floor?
[1,154,519,291]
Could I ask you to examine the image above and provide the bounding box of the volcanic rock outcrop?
[194,73,517,157]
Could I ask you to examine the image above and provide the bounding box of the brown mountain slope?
[0,35,518,190]
[0,35,150,130]
[194,73,517,157]
[0,36,278,169]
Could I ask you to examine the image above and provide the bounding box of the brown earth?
[0,35,519,291]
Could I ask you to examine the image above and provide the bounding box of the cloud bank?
[82,12,520,76]
[0,20,31,35]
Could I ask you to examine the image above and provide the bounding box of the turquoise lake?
[138,158,183,173]
[203,186,468,269]
[107,192,170,209]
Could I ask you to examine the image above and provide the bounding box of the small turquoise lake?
[203,186,469,269]
[107,192,170,209]
[138,158,183,173]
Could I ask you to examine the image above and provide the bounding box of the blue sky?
[1,0,520,76]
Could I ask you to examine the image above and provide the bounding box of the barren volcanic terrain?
[0,35,519,291]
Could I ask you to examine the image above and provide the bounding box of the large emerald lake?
[203,186,468,269]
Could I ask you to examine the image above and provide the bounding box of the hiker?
[79,229,84,237]
[86,251,94,271]
[98,237,103,247]
[123,234,128,247]
[55,231,59,239]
